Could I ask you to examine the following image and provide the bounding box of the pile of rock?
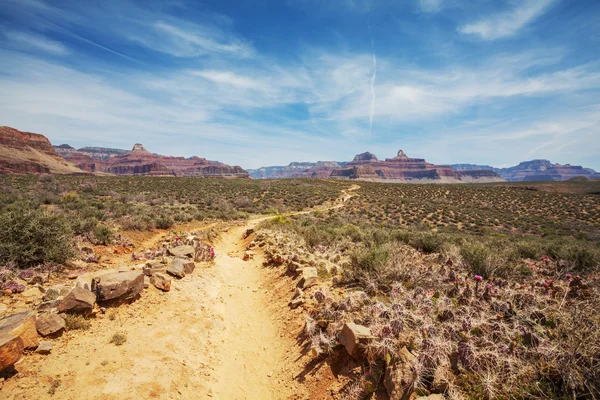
[0,230,218,374]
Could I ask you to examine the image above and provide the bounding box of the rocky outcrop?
[104,144,250,178]
[77,146,128,160]
[0,127,86,174]
[53,144,104,173]
[248,161,343,179]
[331,150,503,183]
[451,160,600,181]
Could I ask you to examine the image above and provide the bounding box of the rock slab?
[0,311,39,372]
[167,258,195,278]
[338,322,373,359]
[36,314,66,337]
[58,287,96,312]
[92,271,144,302]
[168,246,195,258]
[150,273,171,291]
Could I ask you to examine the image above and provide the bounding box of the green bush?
[350,245,389,272]
[410,232,444,254]
[93,224,113,245]
[460,242,496,278]
[155,215,175,229]
[0,204,75,268]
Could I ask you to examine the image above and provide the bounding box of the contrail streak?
[368,23,376,135]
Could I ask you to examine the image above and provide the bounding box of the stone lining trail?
[1,185,359,400]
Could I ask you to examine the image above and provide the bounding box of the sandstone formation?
[248,161,343,179]
[452,160,600,182]
[2,126,248,178]
[0,127,85,174]
[330,150,503,183]
[53,144,104,173]
[57,142,250,178]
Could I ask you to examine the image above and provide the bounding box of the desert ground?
[1,177,599,399]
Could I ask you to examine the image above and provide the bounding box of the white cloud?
[1,29,69,55]
[459,0,556,40]
[191,70,267,91]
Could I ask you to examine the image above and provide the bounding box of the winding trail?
[1,184,359,400]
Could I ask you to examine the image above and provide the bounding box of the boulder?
[36,314,66,337]
[338,323,373,359]
[168,245,195,258]
[150,273,171,291]
[143,260,165,277]
[58,287,96,313]
[35,340,53,355]
[0,311,39,371]
[0,333,24,372]
[167,258,195,278]
[92,271,144,302]
[300,268,318,289]
[384,347,417,400]
[0,311,39,349]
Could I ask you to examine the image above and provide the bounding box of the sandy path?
[1,184,359,400]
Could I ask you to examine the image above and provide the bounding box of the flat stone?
[92,271,144,302]
[167,258,195,279]
[36,314,66,337]
[0,311,39,349]
[150,273,171,291]
[58,287,96,313]
[338,323,373,359]
[35,340,53,354]
[168,245,195,258]
[301,268,318,289]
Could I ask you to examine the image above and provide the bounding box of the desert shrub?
[350,245,389,273]
[409,232,444,254]
[516,239,543,259]
[110,332,127,346]
[460,241,498,278]
[63,314,91,331]
[155,215,175,229]
[0,204,74,268]
[93,224,113,245]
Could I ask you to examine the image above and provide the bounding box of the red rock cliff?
[0,127,85,175]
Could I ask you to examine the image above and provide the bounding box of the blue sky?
[0,0,599,170]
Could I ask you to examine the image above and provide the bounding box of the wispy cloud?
[130,21,254,58]
[459,0,556,40]
[419,0,443,13]
[1,29,69,55]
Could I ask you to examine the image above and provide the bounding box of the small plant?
[110,332,127,346]
[93,224,113,245]
[63,314,91,331]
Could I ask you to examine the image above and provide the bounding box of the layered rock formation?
[104,144,249,177]
[53,144,103,173]
[451,160,600,181]
[248,161,343,179]
[330,150,503,183]
[0,127,85,174]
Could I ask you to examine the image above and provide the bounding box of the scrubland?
[1,176,599,399]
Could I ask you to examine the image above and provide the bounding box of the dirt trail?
[1,184,359,400]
